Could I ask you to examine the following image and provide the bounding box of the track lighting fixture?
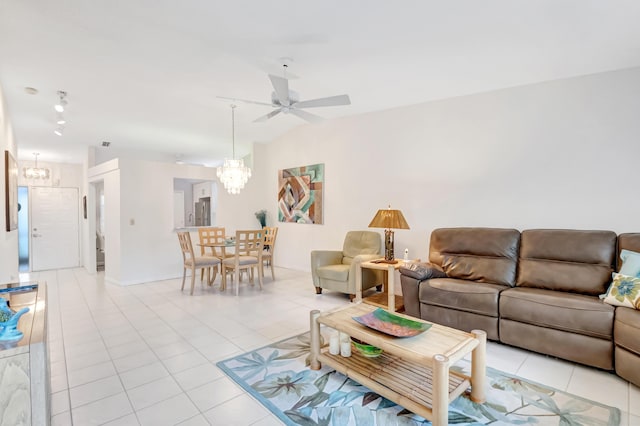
[54,91,67,112]
[54,90,68,135]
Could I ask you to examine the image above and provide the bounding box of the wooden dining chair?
[221,230,264,296]
[177,231,221,295]
[262,226,278,280]
[198,227,225,282]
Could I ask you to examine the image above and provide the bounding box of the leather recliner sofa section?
[400,227,640,386]
[499,229,616,370]
[401,228,520,341]
[614,233,640,385]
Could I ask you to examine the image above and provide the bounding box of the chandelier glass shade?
[23,153,50,179]
[216,105,252,195]
[216,158,251,195]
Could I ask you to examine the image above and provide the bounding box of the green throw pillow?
[602,273,640,309]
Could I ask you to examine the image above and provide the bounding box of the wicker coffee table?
[309,304,486,426]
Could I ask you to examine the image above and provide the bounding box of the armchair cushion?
[343,231,381,260]
[316,264,350,282]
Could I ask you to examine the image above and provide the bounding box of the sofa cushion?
[615,307,640,355]
[399,262,447,280]
[419,277,506,317]
[602,273,640,309]
[517,229,616,295]
[441,254,517,286]
[429,228,520,286]
[500,287,614,339]
[316,264,349,282]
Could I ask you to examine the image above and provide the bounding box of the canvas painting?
[4,151,18,232]
[278,163,324,224]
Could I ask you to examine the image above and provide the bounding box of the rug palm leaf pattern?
[217,332,620,425]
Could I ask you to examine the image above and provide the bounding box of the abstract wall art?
[278,163,324,224]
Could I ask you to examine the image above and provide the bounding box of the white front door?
[31,187,80,271]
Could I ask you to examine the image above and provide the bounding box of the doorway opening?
[18,186,29,272]
[96,181,105,271]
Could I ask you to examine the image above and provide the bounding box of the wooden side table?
[354,259,419,312]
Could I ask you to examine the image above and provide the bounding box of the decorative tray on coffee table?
[352,308,431,337]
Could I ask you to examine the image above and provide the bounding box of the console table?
[0,282,49,426]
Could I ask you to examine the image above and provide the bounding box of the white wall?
[217,67,640,272]
[0,83,18,283]
[216,146,270,232]
[89,158,218,285]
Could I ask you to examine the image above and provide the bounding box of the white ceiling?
[1,1,640,166]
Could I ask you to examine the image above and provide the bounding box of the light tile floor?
[20,267,639,425]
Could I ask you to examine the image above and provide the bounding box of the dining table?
[198,238,236,258]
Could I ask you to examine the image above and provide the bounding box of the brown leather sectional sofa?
[399,227,640,386]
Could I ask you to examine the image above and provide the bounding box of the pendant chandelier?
[216,104,251,195]
[23,153,50,179]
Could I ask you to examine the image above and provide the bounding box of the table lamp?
[368,205,410,263]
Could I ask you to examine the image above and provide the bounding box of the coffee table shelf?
[318,350,471,418]
[310,304,486,426]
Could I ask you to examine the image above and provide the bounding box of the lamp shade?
[368,208,410,230]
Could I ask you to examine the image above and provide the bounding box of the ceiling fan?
[218,65,351,123]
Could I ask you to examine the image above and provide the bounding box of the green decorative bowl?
[351,337,383,358]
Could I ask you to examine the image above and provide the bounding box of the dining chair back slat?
[262,226,278,280]
[177,231,221,295]
[221,230,264,296]
[198,227,226,282]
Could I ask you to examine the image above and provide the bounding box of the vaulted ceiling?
[1,1,639,165]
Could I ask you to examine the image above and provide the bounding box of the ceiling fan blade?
[268,74,290,107]
[290,109,324,123]
[254,109,282,123]
[216,96,274,107]
[294,94,351,109]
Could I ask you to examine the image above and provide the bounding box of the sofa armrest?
[310,250,344,286]
[400,274,421,318]
[399,262,447,281]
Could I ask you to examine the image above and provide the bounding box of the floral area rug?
[216,332,620,425]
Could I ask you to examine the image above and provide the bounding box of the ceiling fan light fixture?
[216,104,252,195]
[221,65,351,123]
